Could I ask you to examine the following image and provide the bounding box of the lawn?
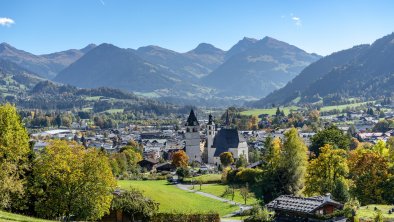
[357,204,394,220]
[183,174,222,183]
[118,180,238,216]
[240,106,299,117]
[0,211,53,222]
[189,184,259,205]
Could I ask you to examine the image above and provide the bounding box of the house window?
[209,126,211,130]
[193,128,197,132]
[209,132,211,135]
[187,128,190,133]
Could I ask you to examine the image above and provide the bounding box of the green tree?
[278,128,308,195]
[240,186,254,205]
[310,125,350,156]
[220,152,234,167]
[33,140,116,220]
[236,154,248,168]
[305,144,349,202]
[111,188,159,222]
[0,103,30,210]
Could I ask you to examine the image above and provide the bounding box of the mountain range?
[51,36,319,105]
[0,42,96,79]
[9,32,394,108]
[253,32,394,107]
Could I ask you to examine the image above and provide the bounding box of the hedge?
[151,213,220,222]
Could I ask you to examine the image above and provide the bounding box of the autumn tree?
[348,148,389,205]
[310,125,350,156]
[172,150,189,168]
[220,152,234,167]
[33,140,116,220]
[278,128,308,195]
[305,144,349,202]
[262,137,281,170]
[248,116,259,130]
[0,103,30,209]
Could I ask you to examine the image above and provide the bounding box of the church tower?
[185,109,201,163]
[207,113,216,164]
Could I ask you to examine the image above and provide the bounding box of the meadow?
[189,184,259,205]
[0,211,53,222]
[117,180,239,216]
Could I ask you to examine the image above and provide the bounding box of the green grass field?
[83,96,102,101]
[0,211,52,222]
[357,205,394,220]
[118,180,238,216]
[103,108,124,114]
[240,106,299,117]
[183,174,222,183]
[190,184,258,205]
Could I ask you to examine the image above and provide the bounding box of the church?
[185,109,248,165]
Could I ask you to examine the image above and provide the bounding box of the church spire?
[186,109,199,126]
[225,110,230,127]
[208,113,213,125]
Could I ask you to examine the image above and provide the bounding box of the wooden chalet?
[266,194,346,222]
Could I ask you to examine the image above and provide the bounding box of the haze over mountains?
[0,43,96,79]
[4,33,394,108]
[254,32,394,108]
[53,36,320,105]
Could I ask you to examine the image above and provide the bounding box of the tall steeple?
[225,110,230,127]
[186,109,199,126]
[208,113,213,125]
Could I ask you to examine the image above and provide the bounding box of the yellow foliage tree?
[33,140,116,220]
[0,103,30,209]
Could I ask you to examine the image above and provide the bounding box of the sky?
[0,0,394,56]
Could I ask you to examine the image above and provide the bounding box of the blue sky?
[0,0,393,55]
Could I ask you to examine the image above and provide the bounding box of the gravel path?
[176,183,252,221]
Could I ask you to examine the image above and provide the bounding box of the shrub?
[151,213,220,222]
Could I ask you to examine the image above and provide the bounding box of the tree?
[111,188,159,222]
[236,154,248,168]
[222,185,235,201]
[348,148,389,205]
[172,150,189,168]
[248,116,259,130]
[262,137,281,170]
[308,109,320,123]
[310,125,350,156]
[220,152,234,167]
[240,186,254,205]
[0,103,30,210]
[278,128,308,195]
[305,144,349,202]
[33,140,116,220]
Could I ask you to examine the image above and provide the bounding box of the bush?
[244,206,274,222]
[151,213,220,222]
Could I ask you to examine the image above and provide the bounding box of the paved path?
[176,184,252,222]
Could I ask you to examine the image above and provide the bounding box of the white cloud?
[0,17,15,27]
[291,16,302,26]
